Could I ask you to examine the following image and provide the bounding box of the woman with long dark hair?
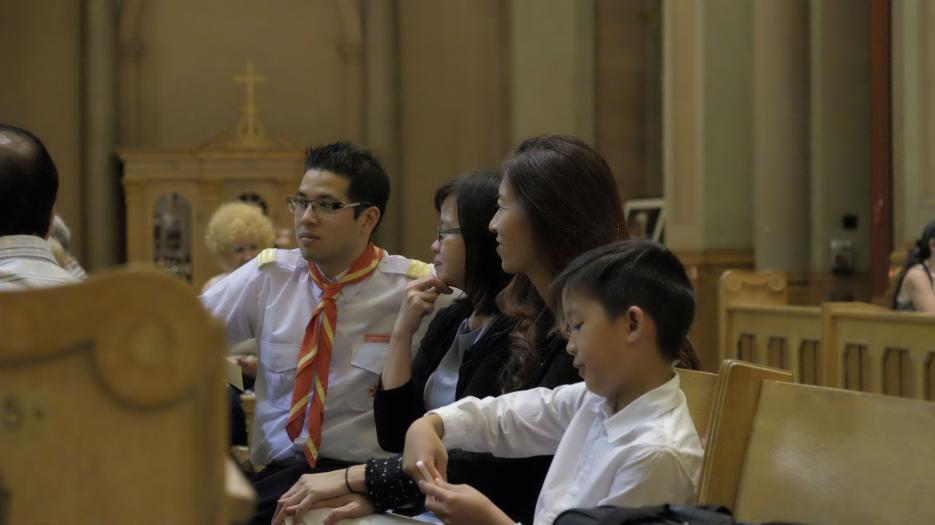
[892,220,935,313]
[492,135,700,385]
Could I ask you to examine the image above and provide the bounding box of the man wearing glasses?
[201,142,447,524]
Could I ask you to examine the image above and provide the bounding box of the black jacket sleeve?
[373,301,472,452]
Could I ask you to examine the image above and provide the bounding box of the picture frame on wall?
[623,198,665,242]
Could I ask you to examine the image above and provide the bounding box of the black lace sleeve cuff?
[364,456,423,514]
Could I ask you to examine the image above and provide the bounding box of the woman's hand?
[270,465,365,525]
[401,414,448,484]
[393,276,453,336]
[383,277,453,390]
[316,493,377,525]
[420,479,515,525]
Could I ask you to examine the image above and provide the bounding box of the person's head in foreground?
[0,124,59,239]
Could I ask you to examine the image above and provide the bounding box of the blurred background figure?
[48,215,88,280]
[891,219,935,313]
[203,201,274,292]
[274,226,294,249]
[204,200,274,446]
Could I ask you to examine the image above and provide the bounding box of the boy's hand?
[420,479,515,525]
[402,414,448,483]
[394,276,453,336]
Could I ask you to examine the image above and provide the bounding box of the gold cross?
[234,62,267,115]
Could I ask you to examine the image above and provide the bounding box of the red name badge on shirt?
[364,333,391,344]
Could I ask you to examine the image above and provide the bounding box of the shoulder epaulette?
[404,259,432,280]
[256,248,278,268]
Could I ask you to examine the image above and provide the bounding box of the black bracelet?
[345,466,361,495]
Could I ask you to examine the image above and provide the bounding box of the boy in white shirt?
[400,239,704,525]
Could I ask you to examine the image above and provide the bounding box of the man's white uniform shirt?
[202,248,445,466]
[431,374,703,525]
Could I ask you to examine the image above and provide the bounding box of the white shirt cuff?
[427,404,470,450]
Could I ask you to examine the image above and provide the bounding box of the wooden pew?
[697,360,792,508]
[719,270,823,383]
[822,302,935,400]
[0,269,254,524]
[676,367,718,447]
[703,378,935,524]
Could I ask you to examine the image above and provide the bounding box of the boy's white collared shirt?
[431,374,703,525]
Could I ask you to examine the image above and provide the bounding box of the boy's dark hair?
[304,142,390,229]
[0,125,59,238]
[551,239,701,369]
[434,169,511,316]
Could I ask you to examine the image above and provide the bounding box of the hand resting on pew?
[273,466,372,525]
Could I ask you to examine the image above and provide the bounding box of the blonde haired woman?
[204,201,275,292]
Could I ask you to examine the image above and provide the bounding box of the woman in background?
[203,200,274,292]
[892,220,935,313]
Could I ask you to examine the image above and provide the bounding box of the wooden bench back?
[0,269,234,524]
[697,360,792,508]
[822,302,935,400]
[723,304,822,384]
[731,381,935,524]
[676,368,718,447]
[719,271,801,371]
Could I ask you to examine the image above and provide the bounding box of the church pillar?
[82,0,119,269]
[663,0,754,370]
[363,0,402,252]
[510,0,595,145]
[893,0,935,244]
[752,0,810,272]
[803,0,873,302]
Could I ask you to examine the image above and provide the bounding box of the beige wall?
[2,1,910,282]
[894,0,935,243]
[511,0,595,146]
[596,0,662,203]
[397,0,510,262]
[125,0,358,150]
[0,0,83,254]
